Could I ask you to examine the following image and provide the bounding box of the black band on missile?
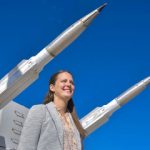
[49,52,56,57]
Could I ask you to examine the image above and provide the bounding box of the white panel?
[0,101,29,150]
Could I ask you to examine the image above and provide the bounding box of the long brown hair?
[43,70,87,139]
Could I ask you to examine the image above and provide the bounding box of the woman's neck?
[53,97,68,115]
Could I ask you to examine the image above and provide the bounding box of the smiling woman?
[17,70,86,150]
[49,71,75,105]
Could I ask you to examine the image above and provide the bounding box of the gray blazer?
[17,102,82,150]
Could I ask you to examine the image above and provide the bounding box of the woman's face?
[50,72,75,101]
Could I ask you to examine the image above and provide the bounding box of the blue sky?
[0,0,150,149]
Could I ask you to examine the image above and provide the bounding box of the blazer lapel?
[46,102,64,149]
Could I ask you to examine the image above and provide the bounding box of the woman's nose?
[66,83,71,87]
[65,82,71,87]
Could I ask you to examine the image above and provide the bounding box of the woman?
[17,70,86,150]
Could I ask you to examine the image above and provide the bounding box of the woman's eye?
[70,81,74,85]
[61,79,74,85]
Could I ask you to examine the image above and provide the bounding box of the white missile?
[81,76,150,135]
[0,3,107,109]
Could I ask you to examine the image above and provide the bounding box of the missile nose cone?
[81,3,107,26]
[97,3,107,13]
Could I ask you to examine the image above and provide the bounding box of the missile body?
[81,76,150,135]
[0,3,107,109]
